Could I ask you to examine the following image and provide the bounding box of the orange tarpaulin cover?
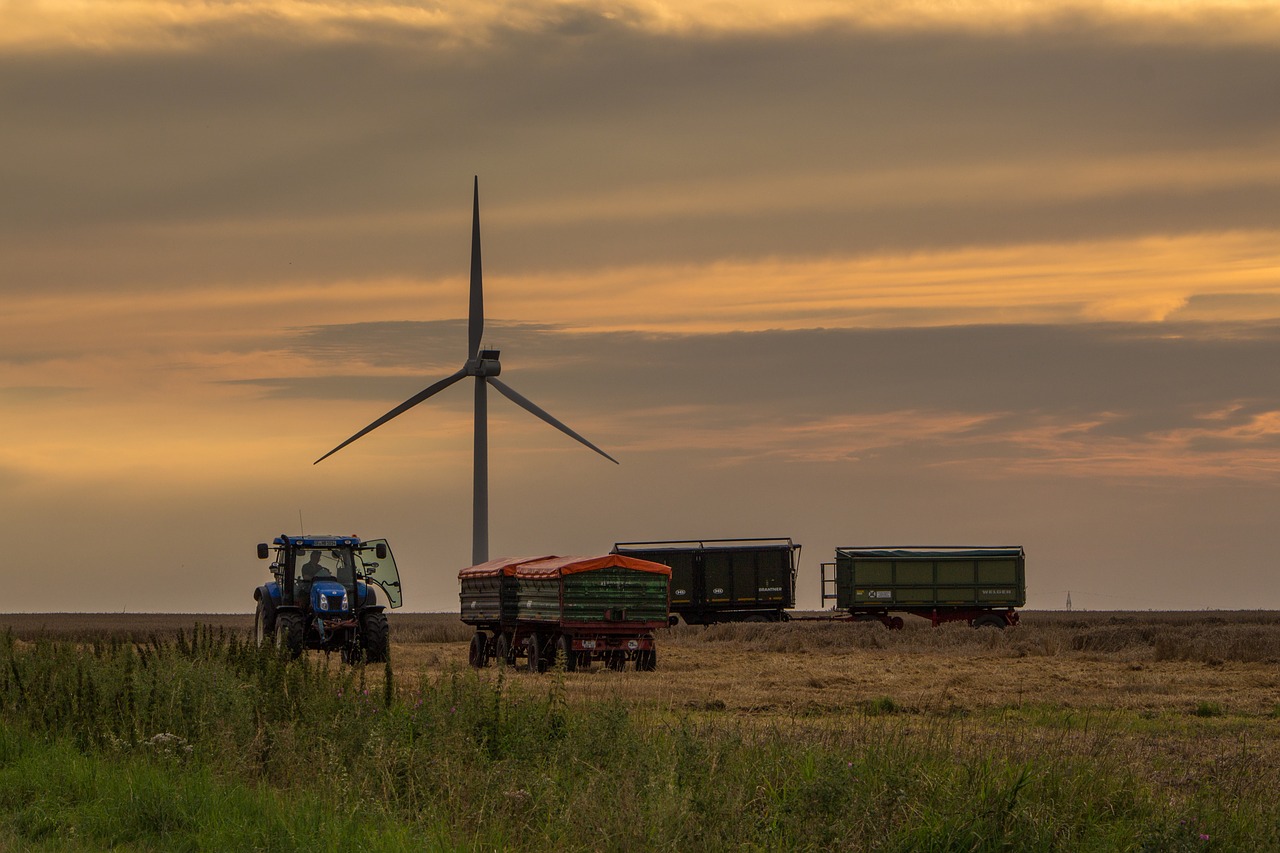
[513,554,672,579]
[459,554,671,580]
[457,556,555,579]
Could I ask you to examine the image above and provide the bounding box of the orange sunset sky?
[2,0,1279,611]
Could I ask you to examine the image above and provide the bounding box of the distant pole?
[473,376,488,565]
[1066,591,1073,611]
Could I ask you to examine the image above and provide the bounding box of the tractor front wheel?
[274,612,303,659]
[360,611,391,663]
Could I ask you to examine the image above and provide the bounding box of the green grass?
[0,728,423,852]
[0,628,1275,851]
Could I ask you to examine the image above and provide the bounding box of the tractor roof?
[272,534,362,548]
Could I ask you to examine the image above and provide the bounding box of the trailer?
[460,554,670,672]
[821,546,1025,629]
[611,538,799,624]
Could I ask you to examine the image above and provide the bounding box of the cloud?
[3,3,1280,296]
[0,385,85,402]
[224,319,1280,482]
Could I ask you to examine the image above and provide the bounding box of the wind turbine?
[315,178,618,565]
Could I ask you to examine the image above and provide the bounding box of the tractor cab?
[253,534,402,662]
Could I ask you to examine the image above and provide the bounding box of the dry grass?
[5,609,1277,718]
[3,608,1277,844]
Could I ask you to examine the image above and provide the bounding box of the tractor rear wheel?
[360,611,391,663]
[274,612,303,659]
[254,598,276,648]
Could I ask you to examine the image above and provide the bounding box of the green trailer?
[612,538,800,624]
[822,546,1026,629]
[459,554,671,672]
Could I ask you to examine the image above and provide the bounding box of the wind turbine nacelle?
[466,350,502,377]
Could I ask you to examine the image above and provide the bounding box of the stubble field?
[1,610,1277,850]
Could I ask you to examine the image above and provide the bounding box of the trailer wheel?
[468,632,489,668]
[526,631,545,674]
[636,649,657,672]
[495,633,511,668]
[973,614,1007,630]
[554,635,577,672]
[889,617,905,631]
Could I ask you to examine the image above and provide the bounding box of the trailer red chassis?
[470,621,662,673]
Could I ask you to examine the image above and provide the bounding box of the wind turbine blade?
[468,176,483,359]
[489,377,619,464]
[314,368,468,464]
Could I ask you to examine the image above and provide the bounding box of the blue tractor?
[253,534,403,663]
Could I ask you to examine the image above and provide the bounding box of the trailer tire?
[526,631,544,674]
[973,614,1007,630]
[274,612,304,659]
[495,633,511,668]
[889,616,905,630]
[468,632,489,668]
[554,635,576,672]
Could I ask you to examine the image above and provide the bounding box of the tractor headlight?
[317,594,329,611]
[337,591,349,611]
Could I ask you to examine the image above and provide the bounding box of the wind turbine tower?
[315,178,618,564]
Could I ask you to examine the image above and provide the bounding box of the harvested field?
[0,609,1276,849]
[4,609,1276,717]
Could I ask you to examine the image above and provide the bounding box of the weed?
[864,695,900,716]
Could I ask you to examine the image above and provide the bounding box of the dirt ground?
[394,636,1280,719]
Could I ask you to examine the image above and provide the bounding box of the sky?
[2,0,1279,613]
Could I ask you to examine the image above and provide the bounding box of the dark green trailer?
[822,546,1025,629]
[611,538,800,624]
[459,554,671,672]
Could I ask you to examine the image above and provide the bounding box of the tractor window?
[294,549,344,585]
[357,540,403,608]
